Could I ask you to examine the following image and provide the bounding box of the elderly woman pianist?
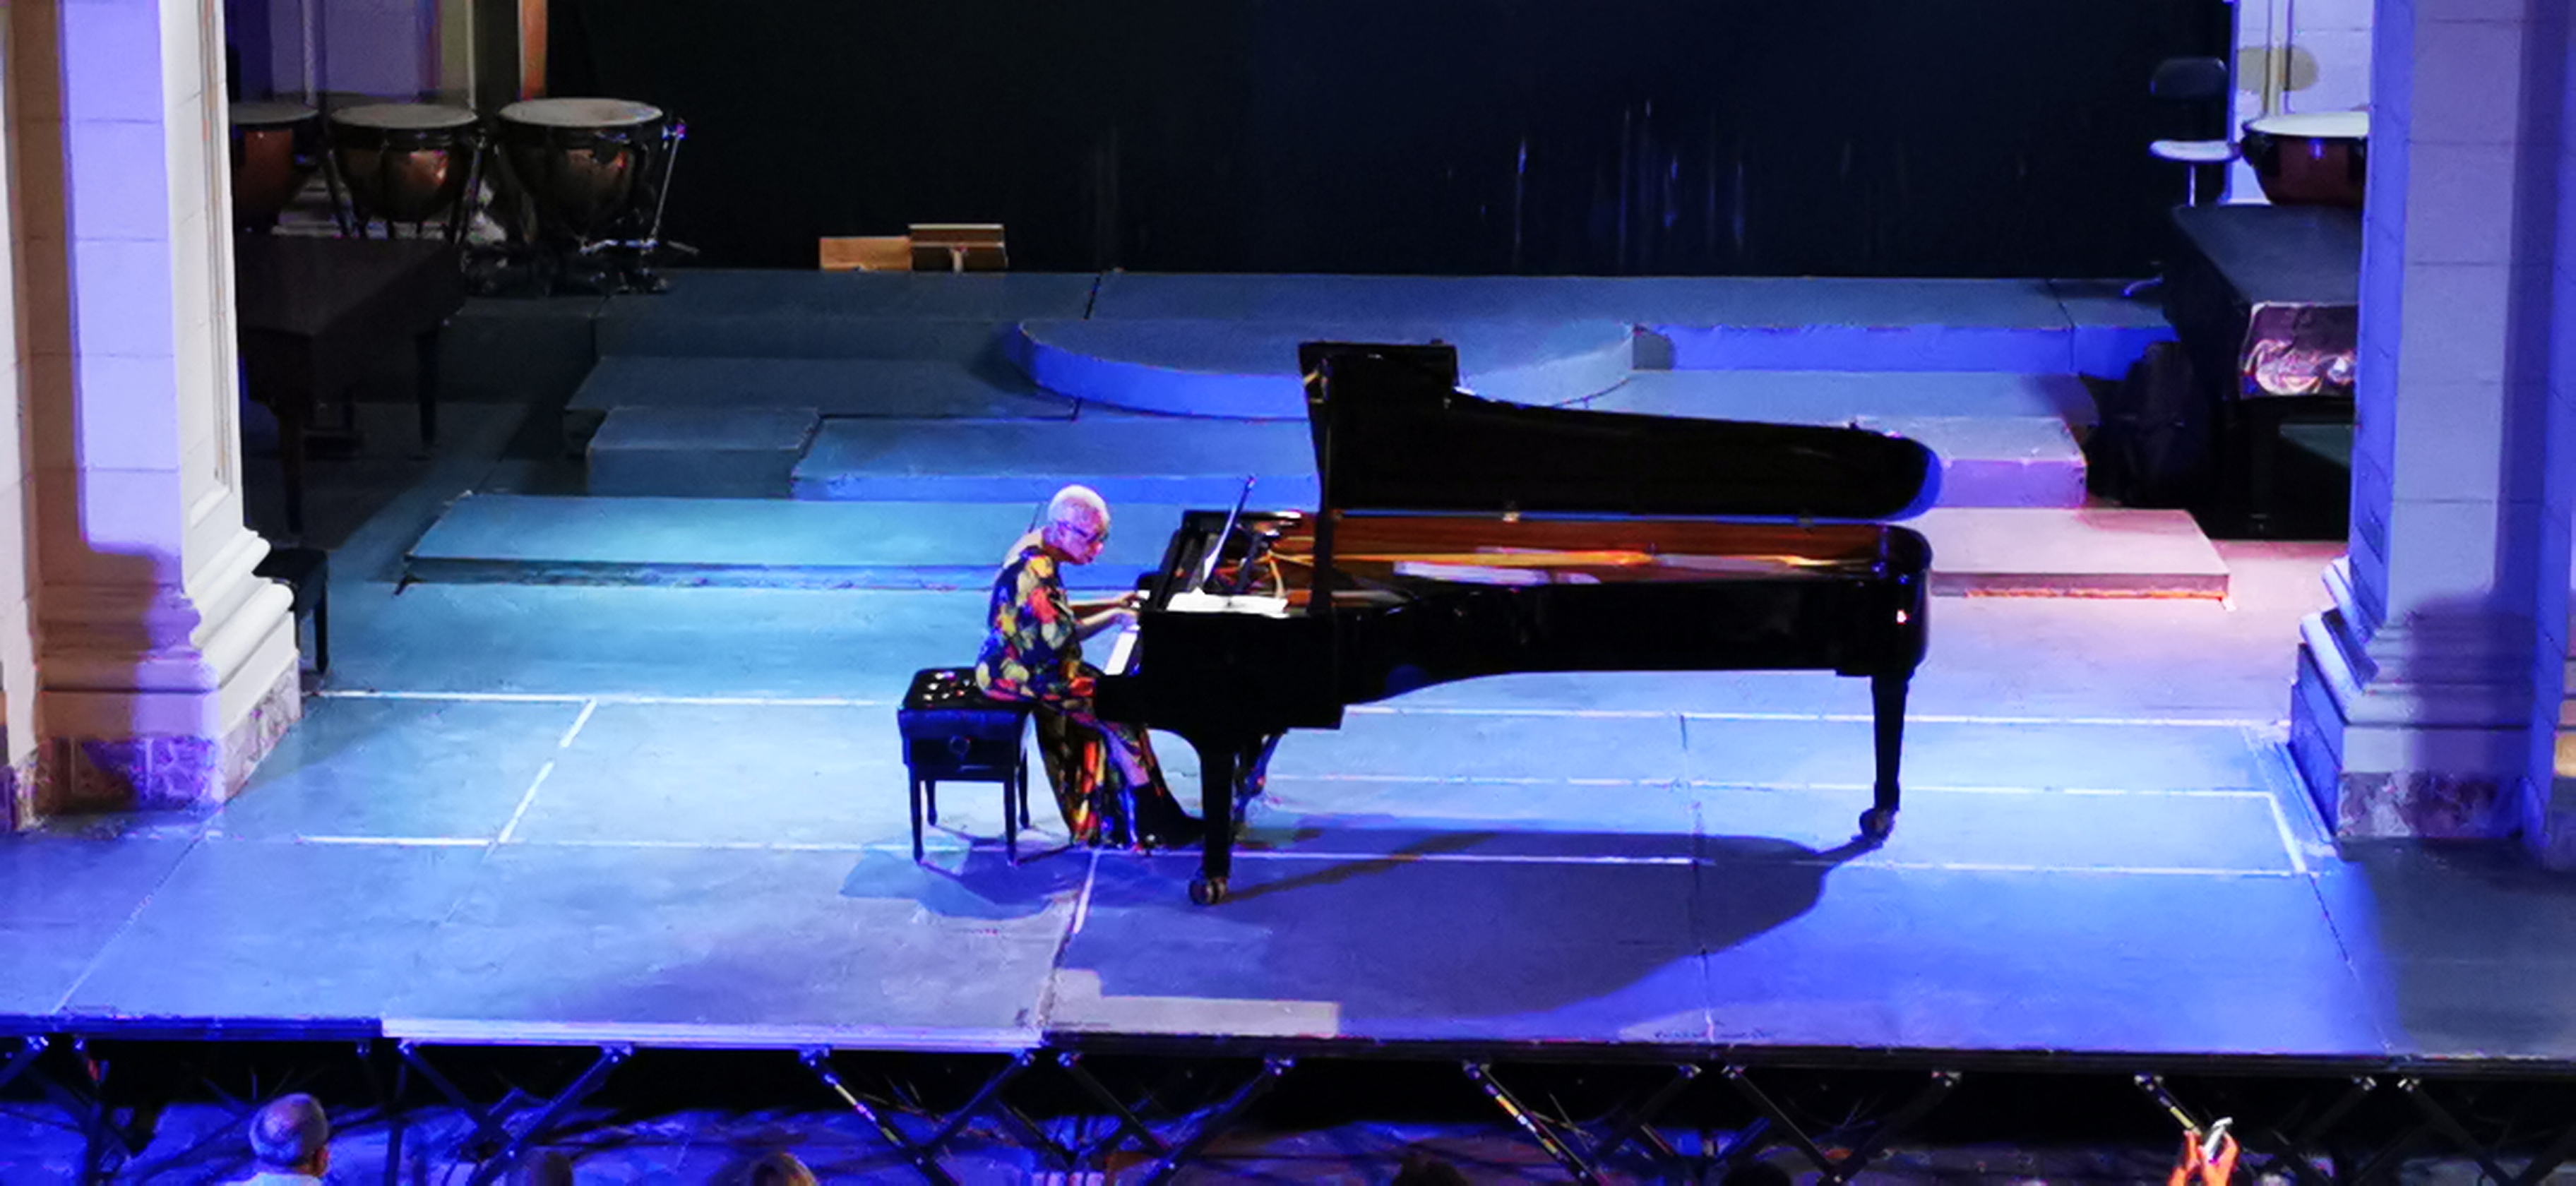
[974,484,1200,847]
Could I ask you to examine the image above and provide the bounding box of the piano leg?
[1191,741,1238,906]
[1864,673,1907,841]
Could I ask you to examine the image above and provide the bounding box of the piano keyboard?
[1102,591,1289,676]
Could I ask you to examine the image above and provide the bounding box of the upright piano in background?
[1095,343,1942,904]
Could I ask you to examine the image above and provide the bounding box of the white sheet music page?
[1162,591,1291,616]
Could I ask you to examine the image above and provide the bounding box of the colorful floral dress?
[973,537,1192,846]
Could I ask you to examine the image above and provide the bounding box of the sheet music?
[1164,590,1290,616]
[1102,591,1282,677]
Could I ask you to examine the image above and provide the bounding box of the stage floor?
[9,412,2575,1070]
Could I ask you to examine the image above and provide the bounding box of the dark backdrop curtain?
[553,0,2227,277]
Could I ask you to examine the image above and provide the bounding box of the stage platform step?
[586,407,821,499]
[1010,318,1635,417]
[578,270,2170,376]
[1582,371,2093,510]
[406,496,2226,598]
[1913,507,2229,598]
[595,270,1097,359]
[407,494,1162,590]
[772,372,2086,509]
[787,417,1321,506]
[1085,272,2172,376]
[564,356,1075,450]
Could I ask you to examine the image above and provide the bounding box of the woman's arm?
[1071,592,1140,642]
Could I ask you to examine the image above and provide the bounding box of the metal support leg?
[460,1044,629,1186]
[802,1049,960,1185]
[2140,1072,2373,1186]
[2396,1077,2570,1186]
[35,1038,152,1182]
[1056,1052,1170,1167]
[1724,1065,1957,1185]
[0,1035,45,1094]
[1462,1061,1606,1185]
[1135,1057,1294,1186]
[398,1040,512,1158]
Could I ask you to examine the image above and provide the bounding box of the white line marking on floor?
[1068,849,1102,938]
[1351,705,2282,728]
[319,689,893,708]
[558,700,599,748]
[270,835,494,848]
[2264,791,2313,877]
[494,760,556,845]
[321,689,588,703]
[1847,860,2301,877]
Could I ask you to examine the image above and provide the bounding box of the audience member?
[1390,1147,1469,1185]
[2169,1128,2240,1185]
[520,1150,576,1185]
[239,1094,330,1184]
[747,1150,820,1186]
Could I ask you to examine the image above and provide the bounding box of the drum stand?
[469,121,692,297]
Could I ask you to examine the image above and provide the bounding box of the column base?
[39,654,302,813]
[3,748,32,832]
[2289,564,2536,844]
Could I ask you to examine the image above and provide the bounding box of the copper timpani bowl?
[329,102,481,225]
[229,100,321,227]
[492,97,669,242]
[2242,111,2368,208]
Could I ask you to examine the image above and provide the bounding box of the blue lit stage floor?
[11,524,2576,1067]
[4,275,2508,1079]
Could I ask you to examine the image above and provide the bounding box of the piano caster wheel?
[1189,876,1229,906]
[1859,807,1897,842]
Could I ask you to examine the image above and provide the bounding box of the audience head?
[747,1151,820,1186]
[246,1093,331,1174]
[1390,1148,1470,1185]
[520,1150,576,1185]
[1041,484,1112,564]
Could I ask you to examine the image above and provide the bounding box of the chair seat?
[898,667,1032,743]
[2152,139,2239,165]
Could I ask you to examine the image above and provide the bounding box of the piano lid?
[1299,342,1941,522]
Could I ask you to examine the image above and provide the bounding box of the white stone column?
[0,8,42,827]
[11,0,299,813]
[2290,0,2575,858]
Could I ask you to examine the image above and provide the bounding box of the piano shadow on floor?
[1054,831,1876,1036]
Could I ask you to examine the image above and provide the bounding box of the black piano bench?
[897,668,1034,864]
[256,545,329,677]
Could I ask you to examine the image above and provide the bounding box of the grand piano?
[1094,343,1940,904]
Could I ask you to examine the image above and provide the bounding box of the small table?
[2160,204,2361,531]
[234,236,465,535]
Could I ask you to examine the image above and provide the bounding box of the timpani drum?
[2241,111,2368,209]
[491,98,674,244]
[229,101,321,229]
[330,102,481,235]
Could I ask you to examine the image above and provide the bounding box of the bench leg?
[1004,769,1018,865]
[1018,753,1032,829]
[909,776,926,865]
[313,578,330,678]
[924,780,938,827]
